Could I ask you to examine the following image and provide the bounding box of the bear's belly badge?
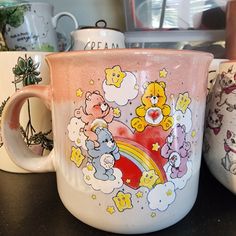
[145,107,163,125]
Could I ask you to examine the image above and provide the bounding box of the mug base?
[56,168,200,234]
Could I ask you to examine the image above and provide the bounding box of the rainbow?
[116,139,165,183]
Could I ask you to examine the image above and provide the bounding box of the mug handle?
[52,12,79,51]
[1,85,55,172]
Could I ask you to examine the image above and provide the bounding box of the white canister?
[71,20,125,51]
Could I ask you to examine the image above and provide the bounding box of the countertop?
[0,161,235,236]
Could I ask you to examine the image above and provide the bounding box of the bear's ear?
[159,81,166,88]
[143,82,150,89]
[85,92,92,100]
[182,124,186,132]
[95,127,102,135]
[94,90,100,95]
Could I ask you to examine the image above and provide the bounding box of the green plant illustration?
[0,4,30,50]
[12,54,53,153]
[0,97,10,148]
[38,43,55,52]
[12,55,42,86]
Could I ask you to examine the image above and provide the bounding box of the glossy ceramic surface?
[0,51,53,172]
[0,2,78,51]
[204,60,236,194]
[2,49,212,233]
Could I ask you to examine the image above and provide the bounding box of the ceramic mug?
[0,51,53,173]
[207,59,228,95]
[2,49,212,234]
[0,2,78,51]
[204,60,236,194]
[71,20,125,50]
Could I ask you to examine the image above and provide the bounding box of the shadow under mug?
[2,49,212,234]
[0,2,78,51]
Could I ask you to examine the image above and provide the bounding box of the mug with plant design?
[0,2,78,51]
[0,51,53,172]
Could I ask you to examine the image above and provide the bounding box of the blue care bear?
[85,127,120,181]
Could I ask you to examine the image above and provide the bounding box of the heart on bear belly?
[145,107,163,125]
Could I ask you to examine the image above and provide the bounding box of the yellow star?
[91,194,96,200]
[152,143,160,152]
[105,65,126,88]
[89,79,94,85]
[151,212,157,218]
[76,88,83,97]
[166,189,173,196]
[136,191,143,198]
[85,175,91,181]
[87,164,93,171]
[113,107,121,117]
[106,206,115,215]
[159,68,168,78]
[191,130,196,138]
[134,84,139,90]
[126,179,131,184]
[176,92,191,113]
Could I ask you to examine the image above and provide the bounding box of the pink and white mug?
[2,49,212,234]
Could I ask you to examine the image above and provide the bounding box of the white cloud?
[82,164,123,194]
[103,72,139,106]
[164,161,192,190]
[148,182,176,211]
[173,108,192,132]
[67,117,87,150]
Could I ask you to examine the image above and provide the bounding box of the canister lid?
[79,19,122,32]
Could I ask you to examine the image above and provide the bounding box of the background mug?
[2,49,212,234]
[204,60,236,194]
[207,59,228,95]
[0,2,78,51]
[71,20,125,50]
[0,51,53,173]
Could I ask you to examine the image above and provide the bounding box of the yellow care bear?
[131,81,174,132]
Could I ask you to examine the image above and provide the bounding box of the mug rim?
[0,1,52,8]
[46,48,213,60]
[70,28,124,36]
[220,60,236,64]
[0,51,52,56]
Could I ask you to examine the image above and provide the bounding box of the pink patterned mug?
[2,49,212,234]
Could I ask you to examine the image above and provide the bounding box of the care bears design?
[161,124,191,178]
[222,130,236,175]
[131,81,174,132]
[67,65,195,216]
[86,127,120,181]
[75,91,119,143]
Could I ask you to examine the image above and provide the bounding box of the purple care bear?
[161,124,191,178]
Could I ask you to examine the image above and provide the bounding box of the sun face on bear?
[105,65,126,88]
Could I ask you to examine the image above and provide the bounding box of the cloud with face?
[147,182,176,211]
[164,161,192,190]
[103,72,139,106]
[67,117,87,150]
[82,164,123,194]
